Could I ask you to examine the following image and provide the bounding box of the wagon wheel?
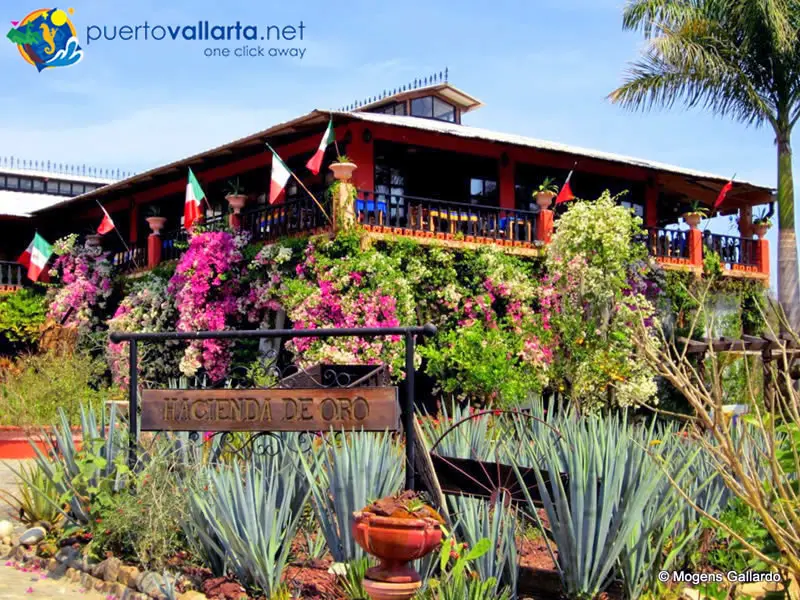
[427,409,565,507]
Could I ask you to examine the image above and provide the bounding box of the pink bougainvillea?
[48,242,113,333]
[168,231,248,381]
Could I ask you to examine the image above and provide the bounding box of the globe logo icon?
[6,7,83,71]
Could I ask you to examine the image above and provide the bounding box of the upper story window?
[369,102,407,116]
[410,96,456,122]
[470,177,498,205]
[0,174,102,196]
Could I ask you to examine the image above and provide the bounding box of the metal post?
[128,339,138,471]
[404,331,416,490]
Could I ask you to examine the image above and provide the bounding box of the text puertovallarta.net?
[140,387,400,432]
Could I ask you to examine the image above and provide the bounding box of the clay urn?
[353,511,442,600]
[84,234,103,248]
[225,194,247,214]
[535,191,555,209]
[330,161,358,182]
[145,216,167,235]
[754,223,770,239]
[683,212,702,229]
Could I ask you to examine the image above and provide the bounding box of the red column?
[644,177,658,228]
[347,123,374,193]
[757,238,770,278]
[537,209,554,244]
[147,234,161,268]
[229,213,241,230]
[688,228,703,268]
[499,157,515,210]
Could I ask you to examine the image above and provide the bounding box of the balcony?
[355,191,542,252]
[112,190,769,284]
[0,261,23,292]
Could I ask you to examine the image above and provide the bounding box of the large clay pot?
[330,162,358,182]
[85,234,103,248]
[754,223,770,239]
[352,511,441,588]
[682,212,702,229]
[226,194,247,213]
[535,191,555,209]
[145,216,167,235]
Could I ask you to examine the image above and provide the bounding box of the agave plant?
[0,462,64,526]
[512,409,677,599]
[186,453,309,596]
[22,403,128,524]
[447,494,518,597]
[299,429,404,562]
[417,402,505,462]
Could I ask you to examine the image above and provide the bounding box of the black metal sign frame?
[109,323,437,490]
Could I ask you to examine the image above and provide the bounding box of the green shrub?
[0,350,109,427]
[0,288,47,349]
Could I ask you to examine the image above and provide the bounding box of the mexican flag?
[185,168,205,229]
[306,119,335,175]
[18,233,53,282]
[269,146,292,204]
[97,204,115,235]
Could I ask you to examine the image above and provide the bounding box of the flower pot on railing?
[225,194,247,213]
[145,216,167,235]
[535,191,555,209]
[754,223,771,239]
[330,161,357,182]
[682,212,703,229]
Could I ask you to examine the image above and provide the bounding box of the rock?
[1,536,10,545]
[0,519,13,538]
[118,564,141,588]
[55,546,79,565]
[102,556,122,582]
[110,582,130,599]
[178,592,207,600]
[18,526,46,546]
[138,571,170,599]
[0,543,11,558]
[11,544,35,562]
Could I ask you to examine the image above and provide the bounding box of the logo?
[6,8,83,71]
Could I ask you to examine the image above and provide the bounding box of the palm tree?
[609,0,800,328]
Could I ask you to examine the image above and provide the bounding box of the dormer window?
[370,102,407,116]
[410,96,456,122]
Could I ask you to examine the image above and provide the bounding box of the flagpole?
[266,143,331,224]
[96,200,139,268]
[330,113,342,158]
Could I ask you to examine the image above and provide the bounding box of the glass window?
[411,96,433,118]
[19,178,32,191]
[72,183,85,195]
[620,199,644,218]
[433,98,455,122]
[46,180,58,194]
[59,181,71,194]
[470,178,498,205]
[32,179,44,192]
[6,176,18,189]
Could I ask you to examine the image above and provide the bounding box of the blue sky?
[0,0,787,286]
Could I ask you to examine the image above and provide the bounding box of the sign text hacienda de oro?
[140,388,400,432]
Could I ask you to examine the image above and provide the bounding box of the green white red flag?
[185,168,205,229]
[306,119,335,175]
[18,233,53,282]
[97,204,115,235]
[555,170,575,204]
[269,146,292,204]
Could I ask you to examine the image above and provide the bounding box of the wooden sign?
[140,387,400,432]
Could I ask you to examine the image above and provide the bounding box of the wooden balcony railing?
[645,228,690,260]
[111,245,147,273]
[356,191,539,244]
[703,232,759,269]
[240,196,328,244]
[0,261,23,289]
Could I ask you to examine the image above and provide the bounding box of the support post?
[128,339,138,471]
[536,209,554,243]
[757,236,770,280]
[688,228,703,269]
[645,177,658,228]
[404,331,416,491]
[739,206,753,238]
[147,234,161,268]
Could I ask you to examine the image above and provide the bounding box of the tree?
[609,0,800,329]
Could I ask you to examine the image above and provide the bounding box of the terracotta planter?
[352,511,442,586]
[0,426,82,459]
[682,212,703,229]
[225,194,247,213]
[535,191,555,209]
[145,216,167,235]
[754,223,770,239]
[330,162,358,182]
